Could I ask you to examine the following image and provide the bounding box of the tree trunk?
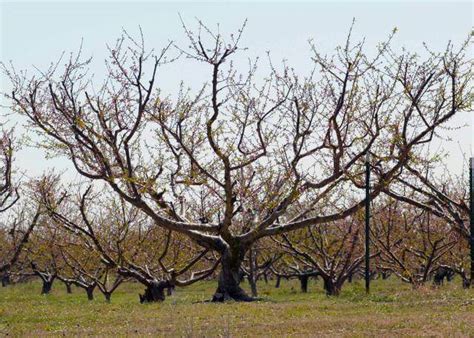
[1,273,10,287]
[323,278,341,296]
[139,280,171,303]
[248,276,258,297]
[275,275,281,288]
[104,292,112,303]
[212,249,253,302]
[41,279,53,295]
[248,247,258,297]
[65,282,72,294]
[86,286,95,301]
[299,275,309,293]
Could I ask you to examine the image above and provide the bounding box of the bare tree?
[4,20,472,301]
[0,131,18,213]
[0,199,41,278]
[382,157,472,286]
[372,198,457,287]
[36,175,219,302]
[240,239,281,297]
[274,214,374,296]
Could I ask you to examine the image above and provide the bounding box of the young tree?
[4,20,472,301]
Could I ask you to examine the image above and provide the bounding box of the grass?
[0,277,473,337]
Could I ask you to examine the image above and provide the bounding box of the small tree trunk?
[248,276,258,297]
[263,272,268,284]
[1,273,10,287]
[104,292,112,303]
[65,282,72,294]
[299,275,309,293]
[86,286,95,301]
[212,249,253,302]
[41,279,53,295]
[275,275,281,288]
[248,247,258,297]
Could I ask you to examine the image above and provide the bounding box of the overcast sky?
[1,1,472,180]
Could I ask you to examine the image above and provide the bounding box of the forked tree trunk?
[212,249,254,302]
[139,280,171,303]
[104,292,112,303]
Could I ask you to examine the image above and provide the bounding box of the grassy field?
[0,277,473,337]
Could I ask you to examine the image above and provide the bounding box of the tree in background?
[274,212,372,296]
[383,157,472,287]
[0,132,29,276]
[372,198,457,287]
[36,175,219,302]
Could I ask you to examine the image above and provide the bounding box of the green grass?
[1,278,473,336]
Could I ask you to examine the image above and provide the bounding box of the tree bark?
[212,249,254,302]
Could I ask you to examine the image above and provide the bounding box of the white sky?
[1,1,472,181]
